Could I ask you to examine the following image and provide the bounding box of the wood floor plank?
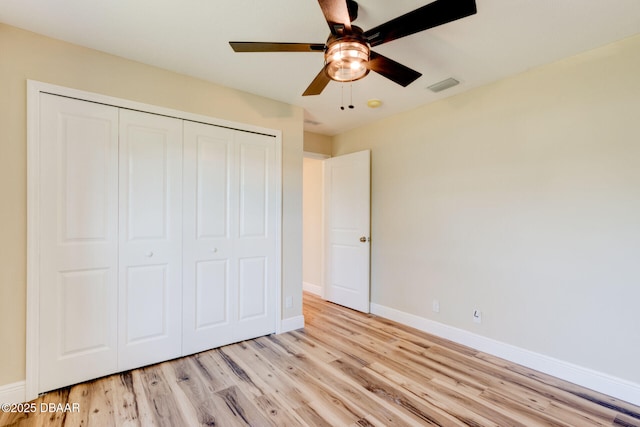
[85,378,117,427]
[129,369,158,427]
[278,329,341,364]
[297,323,372,368]
[330,357,467,426]
[4,291,640,427]
[366,361,503,427]
[136,364,189,427]
[255,336,421,427]
[190,350,242,391]
[253,393,307,427]
[105,372,141,427]
[32,389,69,427]
[168,354,263,427]
[240,338,371,426]
[55,382,91,427]
[476,351,638,419]
[616,414,640,427]
[160,358,218,426]
[226,338,370,425]
[211,344,307,426]
[343,326,485,391]
[543,399,616,427]
[220,341,311,409]
[473,352,625,424]
[216,385,274,426]
[294,403,334,427]
[253,337,418,427]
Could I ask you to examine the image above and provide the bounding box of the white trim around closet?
[26,80,283,402]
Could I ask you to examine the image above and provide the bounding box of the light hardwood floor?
[3,292,639,426]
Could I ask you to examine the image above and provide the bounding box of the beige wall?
[303,131,332,156]
[302,157,324,294]
[0,24,303,387]
[333,35,640,383]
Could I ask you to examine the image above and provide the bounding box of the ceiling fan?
[229,0,477,96]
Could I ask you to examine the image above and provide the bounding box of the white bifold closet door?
[36,92,277,394]
[232,130,277,341]
[182,122,276,355]
[38,94,119,392]
[117,110,183,371]
[182,122,235,354]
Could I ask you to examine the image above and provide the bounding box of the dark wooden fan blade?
[303,67,331,96]
[368,51,422,87]
[317,0,352,35]
[229,42,326,52]
[364,0,477,47]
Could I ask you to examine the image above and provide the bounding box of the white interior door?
[182,122,236,354]
[38,94,119,392]
[118,109,183,371]
[324,150,371,313]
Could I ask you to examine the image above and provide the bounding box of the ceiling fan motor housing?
[324,26,370,82]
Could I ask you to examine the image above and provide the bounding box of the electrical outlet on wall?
[285,296,293,309]
[432,299,440,313]
[473,309,482,323]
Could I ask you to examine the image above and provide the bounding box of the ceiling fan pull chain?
[340,84,345,110]
[349,83,354,109]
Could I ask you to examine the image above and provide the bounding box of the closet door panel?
[38,94,119,393]
[182,122,235,355]
[195,260,229,326]
[125,265,169,342]
[238,143,268,238]
[125,131,169,239]
[196,139,230,239]
[238,256,268,318]
[234,132,277,341]
[118,110,183,371]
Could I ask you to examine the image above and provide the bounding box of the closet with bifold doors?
[34,90,278,394]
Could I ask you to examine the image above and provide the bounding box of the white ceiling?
[2,0,639,135]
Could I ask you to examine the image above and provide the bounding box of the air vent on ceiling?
[427,77,460,93]
[304,119,322,126]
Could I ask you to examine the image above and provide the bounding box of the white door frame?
[302,152,330,297]
[25,80,283,401]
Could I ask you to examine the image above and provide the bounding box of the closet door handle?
[145,251,154,258]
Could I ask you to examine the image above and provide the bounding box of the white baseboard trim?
[280,315,305,333]
[302,281,323,296]
[0,381,26,404]
[370,303,640,407]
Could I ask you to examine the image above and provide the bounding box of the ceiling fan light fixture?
[229,0,478,97]
[325,39,370,82]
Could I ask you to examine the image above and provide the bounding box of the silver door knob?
[360,236,367,243]
[145,251,154,257]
